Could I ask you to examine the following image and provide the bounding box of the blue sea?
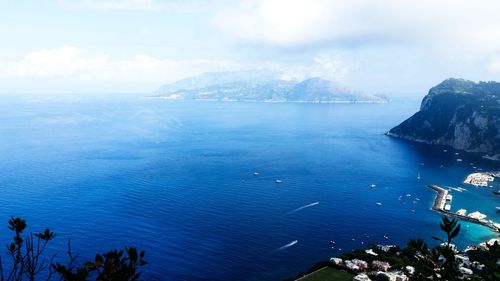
[0,95,498,281]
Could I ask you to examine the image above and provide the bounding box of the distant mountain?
[154,71,387,103]
[387,78,500,159]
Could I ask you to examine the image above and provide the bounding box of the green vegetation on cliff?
[388,78,500,157]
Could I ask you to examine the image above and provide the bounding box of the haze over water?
[0,96,498,281]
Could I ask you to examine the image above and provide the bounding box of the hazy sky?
[1,0,500,95]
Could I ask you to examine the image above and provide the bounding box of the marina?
[427,184,500,233]
[464,172,496,187]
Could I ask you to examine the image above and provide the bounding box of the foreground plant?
[0,217,146,281]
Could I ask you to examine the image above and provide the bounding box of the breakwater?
[427,184,500,233]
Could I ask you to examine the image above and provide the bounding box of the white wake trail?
[274,240,298,251]
[286,202,319,215]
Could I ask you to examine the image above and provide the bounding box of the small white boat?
[253,172,259,176]
[457,158,463,162]
[376,202,382,206]
[417,172,421,180]
[369,184,376,188]
[275,179,283,183]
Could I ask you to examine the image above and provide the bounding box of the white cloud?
[58,0,208,12]
[0,45,243,84]
[278,54,354,82]
[213,0,500,53]
[2,46,106,78]
[0,45,358,93]
[488,56,500,73]
[58,0,155,10]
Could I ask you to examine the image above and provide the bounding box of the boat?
[369,184,376,188]
[496,207,500,211]
[275,179,283,183]
[417,172,421,180]
[376,202,382,206]
[253,172,259,176]
[493,191,500,196]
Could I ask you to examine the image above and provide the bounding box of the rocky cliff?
[387,78,500,158]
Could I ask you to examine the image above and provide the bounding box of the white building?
[345,260,360,271]
[455,254,471,266]
[372,260,390,272]
[468,211,487,220]
[405,266,415,275]
[330,257,343,266]
[459,267,473,275]
[352,259,369,270]
[353,273,371,281]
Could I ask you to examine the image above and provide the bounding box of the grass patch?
[296,267,353,281]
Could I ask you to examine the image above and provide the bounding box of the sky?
[1,0,500,96]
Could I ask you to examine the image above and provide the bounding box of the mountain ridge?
[154,71,388,103]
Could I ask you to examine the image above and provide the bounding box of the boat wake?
[274,240,298,252]
[287,202,319,215]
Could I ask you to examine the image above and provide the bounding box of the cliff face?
[388,78,500,157]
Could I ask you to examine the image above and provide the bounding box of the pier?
[427,184,500,233]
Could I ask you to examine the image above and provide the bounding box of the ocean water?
[0,95,498,281]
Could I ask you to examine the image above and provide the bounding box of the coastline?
[146,96,389,104]
[385,132,500,162]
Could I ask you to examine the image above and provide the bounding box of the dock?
[426,184,500,233]
[428,184,448,211]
